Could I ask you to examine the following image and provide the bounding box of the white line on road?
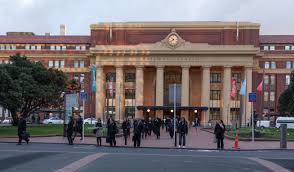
[248,157,291,172]
[55,153,107,172]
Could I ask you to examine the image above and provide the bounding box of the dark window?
[210,90,221,100]
[106,73,116,82]
[232,73,242,83]
[125,73,135,82]
[106,89,116,99]
[209,110,221,120]
[125,89,135,99]
[125,106,135,118]
[210,73,221,83]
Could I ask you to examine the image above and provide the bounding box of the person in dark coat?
[133,119,144,147]
[95,118,103,146]
[178,117,188,148]
[17,116,29,145]
[107,117,117,147]
[214,120,226,150]
[153,118,161,139]
[168,119,175,139]
[122,118,128,145]
[147,118,153,136]
[67,116,74,145]
[73,115,83,141]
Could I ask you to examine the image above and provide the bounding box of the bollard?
[280,124,287,149]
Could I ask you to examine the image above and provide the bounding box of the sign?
[80,91,87,101]
[65,93,78,123]
[249,92,256,102]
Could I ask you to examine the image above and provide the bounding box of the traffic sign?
[249,92,256,102]
[80,91,87,101]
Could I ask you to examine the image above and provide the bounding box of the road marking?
[248,157,291,172]
[55,153,107,172]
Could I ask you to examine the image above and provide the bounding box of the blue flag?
[239,79,246,95]
[91,64,96,92]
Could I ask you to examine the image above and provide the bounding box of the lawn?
[227,127,294,140]
[0,124,108,137]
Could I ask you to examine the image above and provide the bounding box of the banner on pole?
[91,64,96,92]
[230,79,237,98]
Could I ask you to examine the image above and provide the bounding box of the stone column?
[95,65,105,122]
[181,66,190,121]
[245,66,252,126]
[201,66,210,126]
[222,66,231,125]
[156,66,164,118]
[115,65,124,122]
[135,66,144,119]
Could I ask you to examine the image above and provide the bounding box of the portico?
[90,22,260,125]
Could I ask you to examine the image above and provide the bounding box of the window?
[125,73,135,82]
[270,75,275,85]
[74,61,79,68]
[4,60,9,64]
[62,46,66,51]
[37,45,41,50]
[74,74,79,81]
[11,45,16,50]
[264,92,269,102]
[264,62,270,69]
[48,61,53,68]
[210,90,221,100]
[54,61,59,68]
[286,61,292,69]
[50,45,55,50]
[270,45,275,51]
[210,73,221,83]
[264,75,269,85]
[125,106,135,118]
[80,74,84,83]
[271,61,276,69]
[106,73,116,82]
[270,92,275,102]
[0,45,5,50]
[81,45,86,51]
[5,45,11,50]
[75,45,81,51]
[56,46,61,51]
[79,61,84,68]
[285,45,291,51]
[292,46,294,51]
[232,73,242,83]
[125,89,135,99]
[60,60,64,68]
[263,46,269,51]
[286,75,290,85]
[209,110,221,120]
[31,45,36,50]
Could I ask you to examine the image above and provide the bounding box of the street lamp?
[147,109,150,113]
[194,109,198,113]
[171,109,174,113]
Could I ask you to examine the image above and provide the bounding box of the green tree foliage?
[278,71,294,116]
[0,54,67,125]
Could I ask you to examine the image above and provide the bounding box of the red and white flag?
[257,81,263,92]
[230,79,237,98]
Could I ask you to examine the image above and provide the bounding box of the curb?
[1,141,294,151]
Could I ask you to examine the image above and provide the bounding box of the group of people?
[16,114,226,150]
[66,115,84,145]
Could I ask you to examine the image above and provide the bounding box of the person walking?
[153,118,161,139]
[168,119,174,139]
[73,115,83,141]
[147,118,153,136]
[122,118,128,145]
[95,118,103,146]
[107,116,117,147]
[17,116,29,145]
[193,117,199,133]
[178,117,188,148]
[214,120,226,150]
[133,119,143,148]
[67,116,74,145]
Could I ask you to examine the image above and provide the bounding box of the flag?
[256,81,263,92]
[91,64,96,92]
[239,79,246,95]
[230,79,237,98]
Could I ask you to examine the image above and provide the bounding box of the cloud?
[0,0,293,35]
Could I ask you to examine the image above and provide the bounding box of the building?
[0,21,292,125]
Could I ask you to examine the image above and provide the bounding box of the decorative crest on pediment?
[161,28,187,49]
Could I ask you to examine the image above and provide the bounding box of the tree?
[0,54,67,125]
[278,71,294,116]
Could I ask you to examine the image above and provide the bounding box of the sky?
[0,0,293,35]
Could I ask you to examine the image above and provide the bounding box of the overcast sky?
[0,0,293,35]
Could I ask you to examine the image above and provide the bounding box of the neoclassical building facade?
[1,21,292,125]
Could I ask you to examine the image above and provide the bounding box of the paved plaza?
[1,128,294,150]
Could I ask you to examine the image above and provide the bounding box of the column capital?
[244,65,253,70]
[223,65,232,68]
[136,65,145,69]
[115,65,124,69]
[156,65,165,70]
[181,65,190,69]
[202,65,211,69]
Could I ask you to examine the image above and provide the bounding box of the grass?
[227,127,294,139]
[0,124,108,137]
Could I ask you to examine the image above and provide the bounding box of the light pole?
[173,83,177,147]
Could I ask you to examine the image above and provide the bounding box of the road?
[0,143,293,172]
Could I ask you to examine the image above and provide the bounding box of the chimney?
[60,24,66,36]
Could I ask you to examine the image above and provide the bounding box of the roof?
[260,35,294,44]
[0,35,91,44]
